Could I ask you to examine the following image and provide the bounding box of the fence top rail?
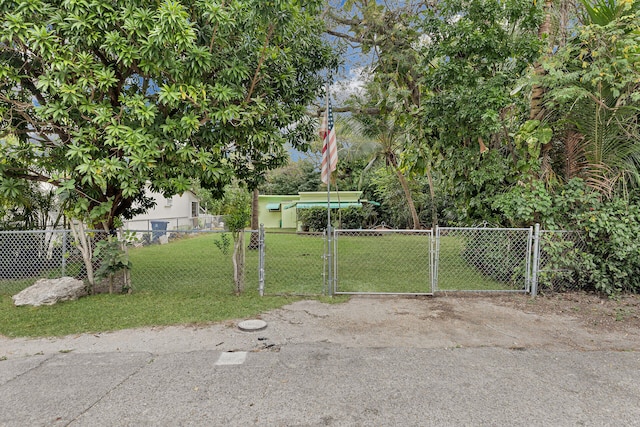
[125,228,259,233]
[264,230,325,236]
[0,228,262,235]
[437,226,532,232]
[0,229,71,235]
[335,228,433,234]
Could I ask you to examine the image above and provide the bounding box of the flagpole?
[325,83,333,296]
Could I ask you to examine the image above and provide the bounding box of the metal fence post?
[326,224,333,296]
[61,230,67,276]
[333,227,338,295]
[322,229,327,295]
[531,223,541,296]
[258,224,265,296]
[525,226,533,293]
[433,225,439,292]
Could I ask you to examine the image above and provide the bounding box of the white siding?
[124,188,200,230]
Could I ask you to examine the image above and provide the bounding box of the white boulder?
[12,277,87,307]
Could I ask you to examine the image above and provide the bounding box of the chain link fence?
[260,230,326,296]
[122,215,225,232]
[0,230,109,295]
[0,229,260,297]
[435,227,533,292]
[1,225,591,299]
[533,230,587,293]
[334,229,433,295]
[123,229,260,295]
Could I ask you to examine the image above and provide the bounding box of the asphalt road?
[2,297,640,426]
[2,344,640,426]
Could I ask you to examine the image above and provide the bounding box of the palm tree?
[340,115,422,229]
[554,0,640,195]
[564,94,640,196]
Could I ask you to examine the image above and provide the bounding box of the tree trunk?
[530,0,555,180]
[248,188,260,249]
[233,231,245,295]
[529,0,553,122]
[389,155,420,229]
[69,220,95,293]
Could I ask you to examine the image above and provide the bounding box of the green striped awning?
[294,202,362,209]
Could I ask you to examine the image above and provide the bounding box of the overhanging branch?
[308,106,380,117]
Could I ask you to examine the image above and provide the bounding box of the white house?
[123,188,221,231]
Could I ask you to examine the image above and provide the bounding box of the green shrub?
[460,230,528,286]
[536,232,585,292]
[298,206,377,231]
[297,207,329,232]
[492,178,599,229]
[494,179,640,294]
[339,205,377,229]
[573,198,640,295]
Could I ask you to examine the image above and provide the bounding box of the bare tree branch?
[307,106,380,117]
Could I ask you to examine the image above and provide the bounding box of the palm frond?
[578,0,639,25]
[566,94,640,195]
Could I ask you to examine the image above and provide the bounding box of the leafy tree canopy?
[0,0,336,229]
[541,0,640,195]
[259,159,321,195]
[418,0,543,146]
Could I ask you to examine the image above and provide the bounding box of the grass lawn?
[436,235,528,292]
[262,231,327,295]
[0,230,525,337]
[335,233,432,294]
[0,232,326,338]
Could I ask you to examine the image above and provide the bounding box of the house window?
[191,201,199,218]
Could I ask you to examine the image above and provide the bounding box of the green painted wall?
[257,195,298,229]
[258,191,363,229]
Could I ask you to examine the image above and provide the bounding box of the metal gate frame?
[330,228,434,296]
[327,226,535,296]
[434,226,533,294]
[256,224,545,296]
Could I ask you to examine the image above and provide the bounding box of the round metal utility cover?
[238,319,267,332]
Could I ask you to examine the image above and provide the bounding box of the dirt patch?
[1,292,638,359]
[491,291,640,333]
[271,293,640,351]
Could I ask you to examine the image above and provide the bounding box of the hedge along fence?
[297,206,378,232]
[534,230,589,293]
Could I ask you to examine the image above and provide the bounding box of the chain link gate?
[435,227,533,292]
[332,229,434,295]
[259,228,327,296]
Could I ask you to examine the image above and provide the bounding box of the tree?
[218,185,251,295]
[260,159,322,194]
[328,0,544,228]
[529,0,555,125]
[543,0,640,195]
[0,175,64,230]
[347,113,423,228]
[328,1,430,228]
[0,0,336,231]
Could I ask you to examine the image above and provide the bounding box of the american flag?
[320,99,337,185]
